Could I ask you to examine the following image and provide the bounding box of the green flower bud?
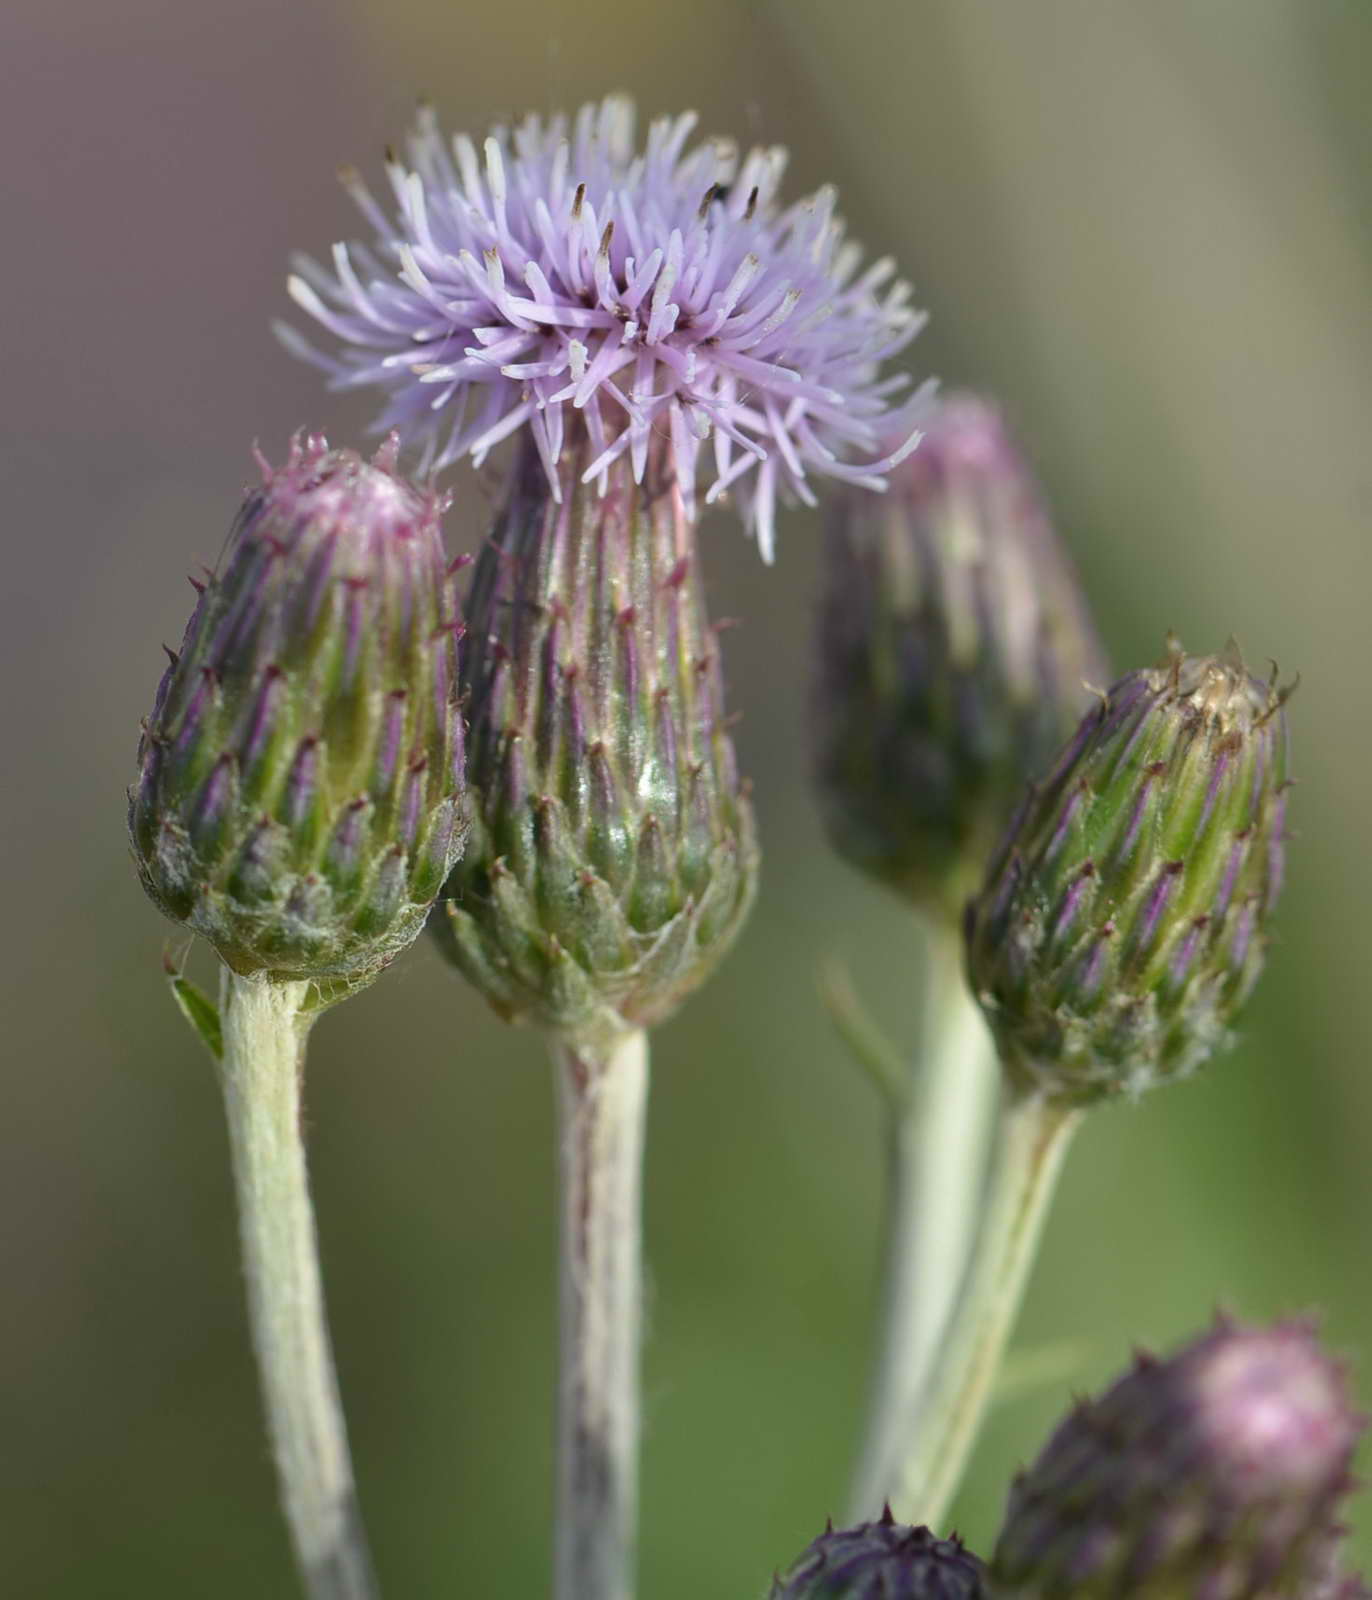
[991,1319,1363,1599]
[431,436,758,1040]
[965,640,1291,1106]
[771,1512,986,1599]
[130,435,466,986]
[814,395,1107,920]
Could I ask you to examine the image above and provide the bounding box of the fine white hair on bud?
[279,95,933,561]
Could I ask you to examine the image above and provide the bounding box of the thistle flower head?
[281,95,929,561]
[770,1512,986,1599]
[430,435,757,1041]
[992,1318,1364,1598]
[814,393,1107,920]
[130,435,466,985]
[965,638,1291,1105]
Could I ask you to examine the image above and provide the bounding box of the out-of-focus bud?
[130,435,466,985]
[991,1318,1362,1599]
[814,394,1108,921]
[432,436,758,1042]
[965,639,1291,1106]
[771,1510,986,1599]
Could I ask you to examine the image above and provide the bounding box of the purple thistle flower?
[279,95,931,561]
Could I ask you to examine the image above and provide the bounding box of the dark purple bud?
[771,1512,986,1599]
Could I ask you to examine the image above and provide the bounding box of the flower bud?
[814,395,1107,920]
[965,639,1291,1105]
[431,435,758,1040]
[130,435,465,984]
[771,1512,986,1599]
[991,1319,1362,1598]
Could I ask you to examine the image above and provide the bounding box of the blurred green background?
[4,0,1370,1593]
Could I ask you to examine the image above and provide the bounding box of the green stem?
[218,969,378,1600]
[552,1027,650,1600]
[848,922,998,1518]
[892,1089,1082,1528]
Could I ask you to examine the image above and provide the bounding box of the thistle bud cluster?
[130,435,466,986]
[430,436,758,1041]
[771,1511,986,1599]
[966,640,1291,1105]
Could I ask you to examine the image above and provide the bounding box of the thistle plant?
[815,396,1108,1520]
[991,1319,1363,1597]
[283,93,929,1600]
[129,435,465,1600]
[886,639,1293,1529]
[113,72,1345,1600]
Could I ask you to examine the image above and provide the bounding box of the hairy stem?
[891,1089,1082,1527]
[218,969,378,1600]
[553,1027,650,1600]
[848,922,998,1518]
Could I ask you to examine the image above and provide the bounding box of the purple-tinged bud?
[965,638,1291,1105]
[814,395,1107,922]
[431,431,757,1040]
[991,1319,1363,1598]
[770,1511,986,1599]
[130,435,466,984]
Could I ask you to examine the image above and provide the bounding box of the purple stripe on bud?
[1131,859,1185,961]
[499,732,528,823]
[1195,742,1233,838]
[1214,831,1250,922]
[372,689,408,793]
[399,756,427,851]
[189,753,236,848]
[1070,925,1114,1005]
[338,575,369,690]
[1042,782,1086,870]
[1227,896,1258,972]
[326,795,372,879]
[172,667,219,763]
[653,686,679,797]
[1113,762,1164,865]
[1168,915,1210,989]
[240,665,285,773]
[284,736,320,826]
[1050,861,1096,946]
[362,845,408,929]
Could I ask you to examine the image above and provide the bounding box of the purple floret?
[279,95,931,560]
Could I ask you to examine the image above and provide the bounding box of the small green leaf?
[167,973,223,1061]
